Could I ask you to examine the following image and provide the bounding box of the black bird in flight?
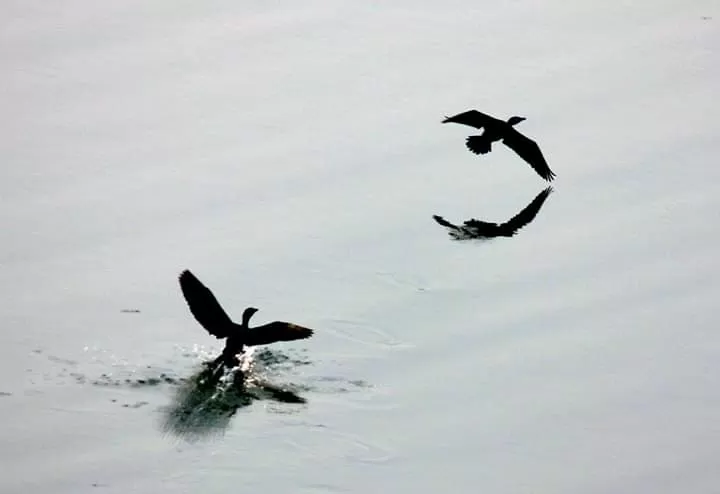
[179,270,314,368]
[442,110,555,181]
[433,186,553,240]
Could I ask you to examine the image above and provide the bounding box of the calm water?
[2,2,719,493]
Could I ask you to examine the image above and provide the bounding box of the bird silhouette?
[178,270,314,368]
[442,110,555,181]
[433,187,553,239]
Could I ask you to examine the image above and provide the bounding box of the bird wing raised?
[502,128,556,181]
[178,270,234,338]
[245,321,314,347]
[500,187,553,236]
[442,110,498,129]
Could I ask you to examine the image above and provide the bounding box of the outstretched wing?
[502,128,556,181]
[500,187,553,236]
[245,321,314,347]
[432,215,461,231]
[433,214,501,240]
[442,110,498,129]
[178,270,234,338]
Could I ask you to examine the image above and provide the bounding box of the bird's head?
[241,307,259,326]
[442,114,462,124]
[507,116,526,126]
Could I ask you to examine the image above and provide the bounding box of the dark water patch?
[122,401,149,409]
[304,376,372,394]
[253,347,313,373]
[89,371,186,388]
[159,363,307,442]
[0,392,12,397]
[46,354,79,366]
[29,344,197,389]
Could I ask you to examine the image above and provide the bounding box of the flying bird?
[442,110,555,181]
[433,186,553,240]
[178,270,314,368]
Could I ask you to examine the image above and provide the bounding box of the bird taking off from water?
[178,270,314,368]
[442,110,555,181]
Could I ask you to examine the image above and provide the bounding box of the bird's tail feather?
[466,135,492,155]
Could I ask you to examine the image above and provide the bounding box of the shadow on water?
[433,186,553,240]
[159,349,308,442]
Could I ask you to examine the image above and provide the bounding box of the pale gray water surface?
[2,1,720,493]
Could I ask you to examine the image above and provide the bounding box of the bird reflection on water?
[160,349,306,441]
[433,187,553,240]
